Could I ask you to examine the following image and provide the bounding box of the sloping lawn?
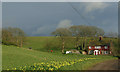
[2,45,117,70]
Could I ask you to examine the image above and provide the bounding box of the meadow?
[2,36,118,71]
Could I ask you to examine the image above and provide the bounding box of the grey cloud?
[57,19,73,28]
[79,2,110,14]
[2,2,118,36]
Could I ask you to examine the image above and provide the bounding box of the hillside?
[23,36,118,52]
[2,37,118,70]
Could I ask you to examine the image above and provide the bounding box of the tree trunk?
[62,38,65,53]
[110,41,114,56]
[84,37,86,50]
[20,39,23,48]
[16,39,18,46]
[82,37,84,50]
[75,37,79,48]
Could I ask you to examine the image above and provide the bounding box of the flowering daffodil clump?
[8,58,97,71]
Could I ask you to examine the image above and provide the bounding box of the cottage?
[88,45,110,55]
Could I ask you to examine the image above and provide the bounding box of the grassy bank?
[2,45,117,70]
[2,36,118,70]
[23,36,118,52]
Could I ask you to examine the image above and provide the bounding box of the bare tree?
[69,25,105,50]
[2,29,14,45]
[51,25,105,53]
[2,27,26,47]
[51,28,72,53]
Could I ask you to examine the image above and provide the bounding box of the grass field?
[2,36,118,71]
[23,36,118,51]
[23,36,75,51]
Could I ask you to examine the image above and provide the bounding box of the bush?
[2,27,26,47]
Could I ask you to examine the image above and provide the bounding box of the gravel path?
[88,59,119,70]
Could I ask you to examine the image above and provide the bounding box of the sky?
[1,0,119,2]
[2,2,118,36]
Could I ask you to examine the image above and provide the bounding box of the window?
[95,46,101,49]
[97,46,101,49]
[104,51,108,54]
[105,46,108,49]
[95,46,97,49]
[89,46,91,49]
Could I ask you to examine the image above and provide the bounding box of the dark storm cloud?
[2,2,118,36]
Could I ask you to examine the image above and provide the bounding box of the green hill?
[2,36,118,70]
